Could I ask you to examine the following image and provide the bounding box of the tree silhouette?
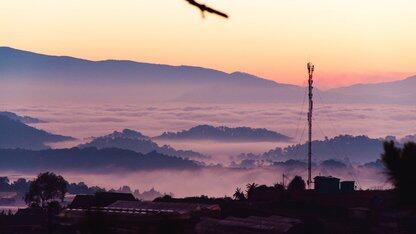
[233,187,246,201]
[381,141,416,205]
[287,176,306,192]
[274,183,285,191]
[25,172,68,208]
[0,177,11,191]
[245,183,258,198]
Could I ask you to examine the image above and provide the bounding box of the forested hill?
[0,115,73,150]
[79,129,207,159]
[256,135,384,163]
[155,125,291,142]
[0,147,200,172]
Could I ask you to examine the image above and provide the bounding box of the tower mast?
[307,62,314,189]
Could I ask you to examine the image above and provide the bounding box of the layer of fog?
[0,101,410,196]
[1,101,414,158]
[0,166,390,198]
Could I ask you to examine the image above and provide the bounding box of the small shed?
[340,181,355,193]
[314,176,340,193]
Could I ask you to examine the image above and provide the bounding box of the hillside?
[250,135,385,163]
[1,47,414,104]
[0,47,306,103]
[0,115,74,150]
[327,76,416,105]
[79,129,207,159]
[0,147,200,172]
[0,111,44,124]
[155,125,291,142]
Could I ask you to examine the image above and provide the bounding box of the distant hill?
[320,159,347,169]
[0,47,306,103]
[327,75,416,105]
[272,159,308,169]
[257,135,384,163]
[1,47,413,104]
[360,159,384,170]
[79,129,207,159]
[0,115,74,150]
[0,111,44,124]
[0,148,200,172]
[154,125,291,142]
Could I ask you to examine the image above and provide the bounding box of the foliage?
[245,183,258,198]
[287,176,306,192]
[25,172,68,208]
[0,177,10,191]
[233,187,246,201]
[68,182,106,195]
[274,183,285,191]
[381,141,416,204]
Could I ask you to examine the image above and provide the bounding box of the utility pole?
[282,173,285,188]
[307,62,314,189]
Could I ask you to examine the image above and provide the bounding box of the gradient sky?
[2,0,415,88]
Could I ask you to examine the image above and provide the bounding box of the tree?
[117,185,132,194]
[25,172,68,208]
[287,176,306,192]
[0,177,11,191]
[233,187,246,201]
[11,178,30,198]
[381,141,416,205]
[245,183,258,199]
[274,183,285,191]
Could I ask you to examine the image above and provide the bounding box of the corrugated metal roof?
[106,201,201,215]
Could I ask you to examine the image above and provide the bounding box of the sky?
[2,0,416,88]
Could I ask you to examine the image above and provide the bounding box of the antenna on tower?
[307,62,314,189]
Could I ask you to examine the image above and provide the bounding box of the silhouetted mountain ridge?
[1,47,414,104]
[253,135,385,163]
[0,47,307,103]
[0,115,74,150]
[327,75,416,104]
[154,125,291,142]
[0,147,200,172]
[0,111,44,124]
[79,129,207,159]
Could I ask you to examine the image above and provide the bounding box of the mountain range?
[79,129,207,159]
[1,46,414,104]
[326,76,416,105]
[155,125,291,142]
[239,135,386,164]
[0,148,200,172]
[0,111,44,124]
[0,115,73,150]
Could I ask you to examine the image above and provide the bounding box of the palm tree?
[381,141,416,205]
[233,187,246,201]
[245,183,258,199]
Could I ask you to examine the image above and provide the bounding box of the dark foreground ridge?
[0,147,200,172]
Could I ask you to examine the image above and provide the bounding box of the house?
[61,196,220,233]
[68,192,136,209]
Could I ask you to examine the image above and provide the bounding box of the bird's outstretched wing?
[185,0,228,18]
